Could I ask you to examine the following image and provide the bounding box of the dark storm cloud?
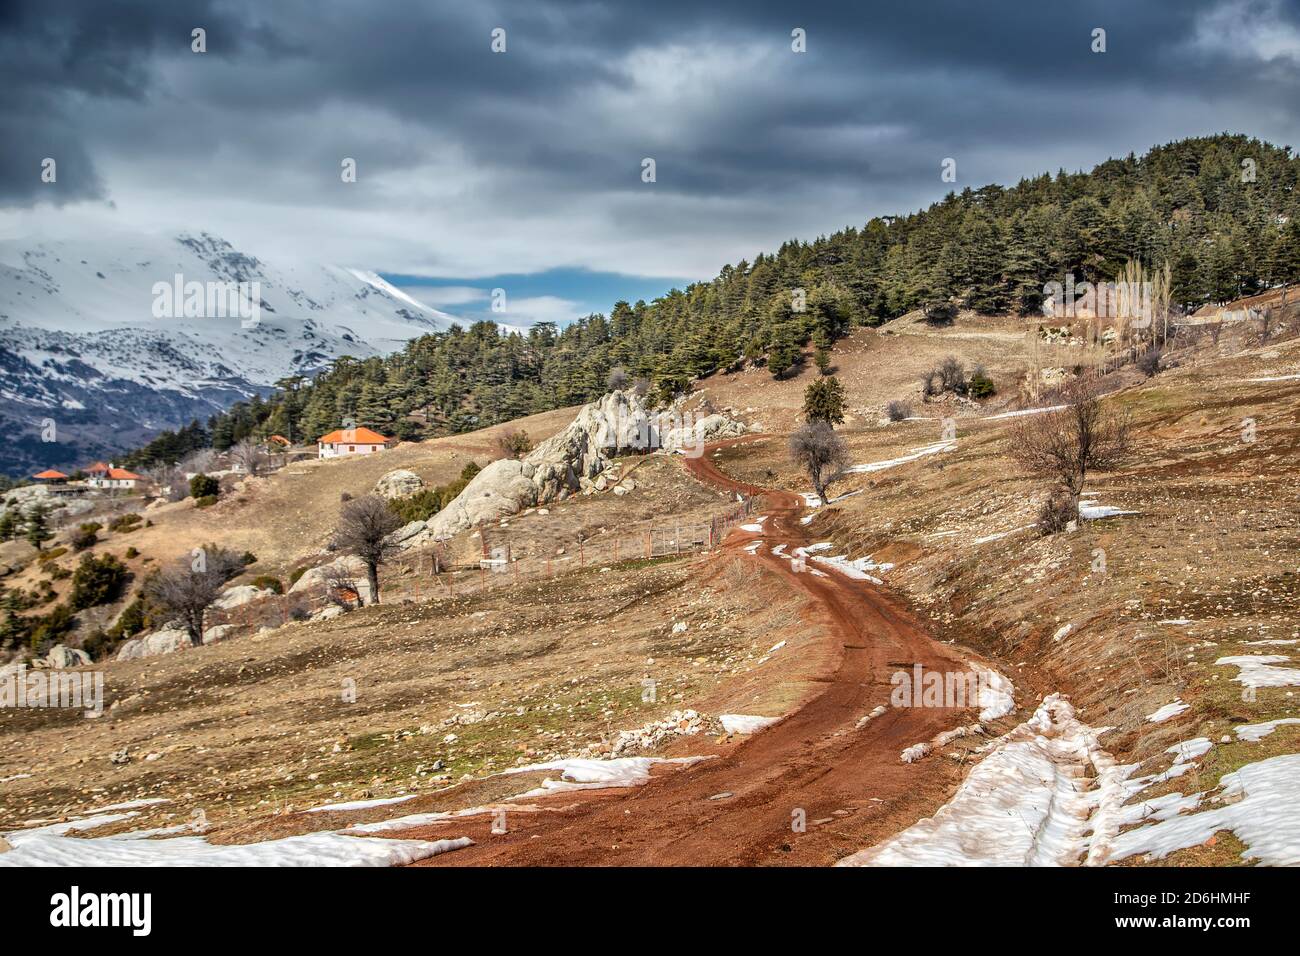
[0,0,287,203]
[3,0,1298,275]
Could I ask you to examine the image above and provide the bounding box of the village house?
[84,462,144,490]
[317,427,390,459]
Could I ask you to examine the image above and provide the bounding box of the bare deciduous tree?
[331,494,401,604]
[144,463,187,502]
[229,438,266,476]
[144,545,245,645]
[179,448,217,477]
[789,421,851,506]
[1011,379,1131,529]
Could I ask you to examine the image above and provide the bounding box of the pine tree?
[803,376,846,426]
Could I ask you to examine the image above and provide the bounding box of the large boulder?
[214,585,271,610]
[202,624,238,644]
[46,645,91,668]
[427,389,656,540]
[116,626,190,661]
[375,469,424,499]
[659,413,747,453]
[288,555,373,603]
[386,520,427,547]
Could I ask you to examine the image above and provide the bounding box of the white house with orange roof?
[317,427,390,459]
[84,462,144,490]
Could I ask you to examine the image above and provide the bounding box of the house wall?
[318,442,385,460]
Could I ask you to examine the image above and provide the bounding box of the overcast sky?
[3,0,1299,325]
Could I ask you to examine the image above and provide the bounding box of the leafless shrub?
[1136,347,1162,377]
[1036,488,1076,535]
[144,545,245,645]
[320,565,361,610]
[1011,378,1132,532]
[495,428,533,460]
[178,448,216,476]
[886,400,912,422]
[330,494,401,604]
[789,421,851,505]
[938,356,967,394]
[607,366,631,391]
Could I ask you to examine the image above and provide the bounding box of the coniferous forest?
[124,134,1300,465]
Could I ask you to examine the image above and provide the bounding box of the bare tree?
[789,422,851,506]
[331,495,401,605]
[144,463,187,502]
[179,448,217,477]
[229,438,266,476]
[144,545,246,645]
[1011,379,1131,529]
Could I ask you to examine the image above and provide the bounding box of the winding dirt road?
[416,437,1006,866]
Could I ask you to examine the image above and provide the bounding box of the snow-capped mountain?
[0,232,458,476]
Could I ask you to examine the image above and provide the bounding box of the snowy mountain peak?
[0,232,457,475]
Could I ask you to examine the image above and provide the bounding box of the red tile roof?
[318,427,389,445]
[33,469,69,480]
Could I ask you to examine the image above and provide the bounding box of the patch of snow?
[504,756,710,799]
[838,694,1132,867]
[1109,754,1300,866]
[1146,700,1190,723]
[0,822,471,866]
[975,666,1016,722]
[1215,655,1300,688]
[719,714,780,735]
[1167,737,1212,764]
[1078,499,1139,520]
[900,742,932,763]
[305,794,417,813]
[1236,718,1300,743]
[983,404,1070,420]
[845,440,954,474]
[810,553,893,584]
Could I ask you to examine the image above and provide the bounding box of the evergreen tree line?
[122,134,1300,467]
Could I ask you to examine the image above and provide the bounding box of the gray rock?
[374,469,424,499]
[213,585,271,610]
[46,645,92,668]
[387,519,427,547]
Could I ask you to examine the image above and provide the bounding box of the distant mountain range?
[0,232,457,477]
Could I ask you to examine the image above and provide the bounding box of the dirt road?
[415,438,1005,866]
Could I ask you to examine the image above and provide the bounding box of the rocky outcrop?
[426,390,654,540]
[423,390,749,541]
[375,469,424,499]
[659,413,748,453]
[288,555,373,603]
[214,585,272,610]
[46,645,92,668]
[114,621,240,661]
